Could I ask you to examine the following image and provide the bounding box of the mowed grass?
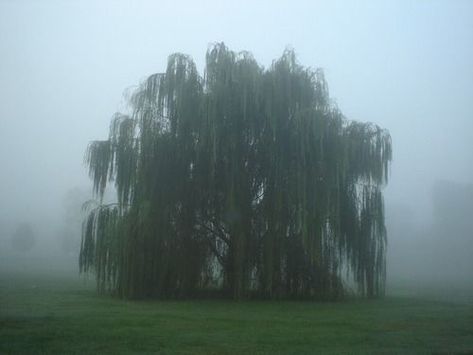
[1,273,473,354]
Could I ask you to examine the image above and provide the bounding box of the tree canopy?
[11,222,35,253]
[80,43,392,300]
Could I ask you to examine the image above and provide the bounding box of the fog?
[1,0,472,298]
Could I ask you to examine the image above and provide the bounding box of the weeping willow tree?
[80,43,391,300]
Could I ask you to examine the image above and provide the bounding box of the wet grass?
[1,273,472,354]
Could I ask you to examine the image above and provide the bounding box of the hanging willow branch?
[80,43,392,300]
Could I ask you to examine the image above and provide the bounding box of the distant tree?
[11,222,35,252]
[430,180,473,281]
[58,187,89,255]
[432,180,473,234]
[80,44,392,299]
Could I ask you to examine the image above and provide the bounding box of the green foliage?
[80,43,392,299]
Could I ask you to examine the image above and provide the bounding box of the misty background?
[1,0,472,295]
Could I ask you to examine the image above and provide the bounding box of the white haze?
[0,0,472,297]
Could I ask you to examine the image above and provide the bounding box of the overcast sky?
[1,0,472,232]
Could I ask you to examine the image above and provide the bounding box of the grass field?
[1,272,473,354]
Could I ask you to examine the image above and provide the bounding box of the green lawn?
[1,273,472,354]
